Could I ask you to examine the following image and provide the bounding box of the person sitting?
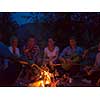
[57,73,73,87]
[59,37,83,76]
[4,36,21,86]
[4,36,20,67]
[82,43,100,85]
[54,69,60,79]
[43,38,59,71]
[23,36,41,65]
[23,36,41,80]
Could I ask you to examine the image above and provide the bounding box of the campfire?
[29,64,53,87]
[40,70,52,86]
[16,61,72,87]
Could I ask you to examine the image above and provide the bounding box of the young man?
[4,36,21,68]
[4,36,21,86]
[59,37,84,76]
[82,43,100,85]
[0,36,21,86]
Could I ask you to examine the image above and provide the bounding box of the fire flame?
[29,64,53,87]
[41,71,51,86]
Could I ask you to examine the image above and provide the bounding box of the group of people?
[0,35,100,86]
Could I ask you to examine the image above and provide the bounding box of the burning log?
[28,64,53,87]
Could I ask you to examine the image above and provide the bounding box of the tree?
[0,12,19,45]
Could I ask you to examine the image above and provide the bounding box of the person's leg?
[69,65,80,77]
[89,71,100,85]
[56,66,67,76]
[96,78,100,86]
[82,70,100,85]
[0,69,7,86]
[0,62,16,86]
[81,68,92,84]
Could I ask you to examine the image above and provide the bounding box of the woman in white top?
[43,38,59,66]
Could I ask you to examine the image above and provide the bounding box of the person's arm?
[82,49,89,59]
[43,48,49,64]
[4,59,9,70]
[35,46,42,64]
[0,42,14,58]
[93,54,100,70]
[78,47,84,58]
[17,48,21,57]
[59,48,67,63]
[23,46,30,54]
[36,46,41,56]
[88,54,99,75]
[51,47,59,62]
[73,47,84,63]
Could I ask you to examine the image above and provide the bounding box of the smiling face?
[48,38,55,49]
[28,37,36,48]
[69,38,77,48]
[11,38,18,48]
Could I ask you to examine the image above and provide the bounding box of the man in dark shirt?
[0,42,14,86]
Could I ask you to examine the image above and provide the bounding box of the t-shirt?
[4,46,20,68]
[44,46,59,59]
[60,46,83,58]
[8,46,20,57]
[23,45,41,64]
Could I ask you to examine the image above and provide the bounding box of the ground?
[69,78,94,87]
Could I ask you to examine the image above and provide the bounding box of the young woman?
[23,36,41,65]
[43,38,59,66]
[23,36,41,80]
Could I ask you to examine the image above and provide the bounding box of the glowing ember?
[28,80,44,87]
[29,70,52,87]
[40,80,45,87]
[41,71,51,86]
[29,64,54,87]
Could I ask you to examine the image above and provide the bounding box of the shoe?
[81,79,91,84]
[73,73,81,79]
[69,78,73,83]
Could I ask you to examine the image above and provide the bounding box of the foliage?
[0,13,19,45]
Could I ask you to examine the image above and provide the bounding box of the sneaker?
[69,78,73,83]
[81,79,91,84]
[73,73,81,79]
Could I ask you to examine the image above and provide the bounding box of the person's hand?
[66,58,72,65]
[87,69,94,75]
[84,49,89,54]
[59,58,66,64]
[3,64,8,70]
[49,61,53,65]
[84,66,90,71]
[82,49,89,59]
[24,48,30,53]
[96,79,100,86]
